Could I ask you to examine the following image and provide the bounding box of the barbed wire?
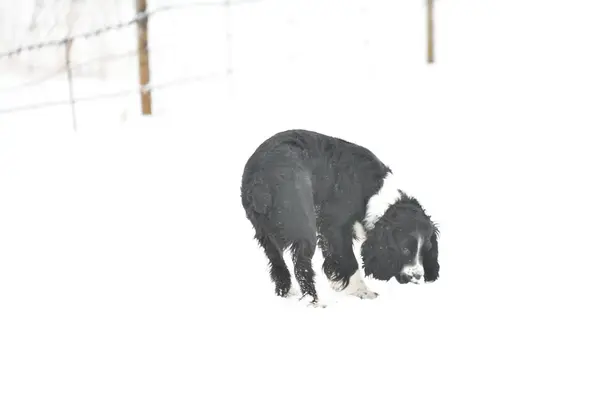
[0,71,226,115]
[0,0,262,59]
[0,0,264,119]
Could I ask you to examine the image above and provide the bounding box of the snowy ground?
[2,1,600,399]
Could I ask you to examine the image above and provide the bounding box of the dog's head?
[361,196,440,284]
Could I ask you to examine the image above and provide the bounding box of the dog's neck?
[363,172,404,231]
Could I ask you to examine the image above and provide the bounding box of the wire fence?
[0,0,262,129]
[0,0,259,60]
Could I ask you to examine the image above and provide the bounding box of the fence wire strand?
[0,0,261,59]
[0,72,226,115]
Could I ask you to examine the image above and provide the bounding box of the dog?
[240,129,440,306]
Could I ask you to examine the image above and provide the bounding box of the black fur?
[364,196,440,284]
[241,129,440,304]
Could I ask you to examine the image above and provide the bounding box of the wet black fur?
[240,129,440,303]
[362,196,440,284]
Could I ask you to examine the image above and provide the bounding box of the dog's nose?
[413,272,423,281]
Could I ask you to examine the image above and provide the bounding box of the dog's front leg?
[319,223,378,300]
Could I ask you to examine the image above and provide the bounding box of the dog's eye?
[401,247,411,256]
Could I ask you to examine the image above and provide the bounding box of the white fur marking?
[402,236,425,284]
[353,221,367,242]
[364,172,403,230]
[331,270,378,299]
[287,286,300,298]
[345,270,369,293]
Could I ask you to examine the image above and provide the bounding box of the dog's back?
[241,129,386,212]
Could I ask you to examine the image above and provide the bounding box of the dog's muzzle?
[396,264,425,284]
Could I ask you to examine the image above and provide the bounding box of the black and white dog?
[241,129,440,306]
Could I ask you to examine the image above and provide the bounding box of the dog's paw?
[307,301,327,309]
[350,289,379,300]
[287,286,301,298]
[298,294,327,308]
[276,285,301,298]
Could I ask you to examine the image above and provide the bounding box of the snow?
[1,1,600,399]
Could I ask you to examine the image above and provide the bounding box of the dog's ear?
[361,234,396,281]
[423,225,440,282]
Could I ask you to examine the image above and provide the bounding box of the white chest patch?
[363,172,403,230]
[353,221,367,242]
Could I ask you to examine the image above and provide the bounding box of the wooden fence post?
[136,0,152,115]
[65,38,77,131]
[427,0,435,63]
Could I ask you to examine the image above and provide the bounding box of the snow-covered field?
[1,1,600,399]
